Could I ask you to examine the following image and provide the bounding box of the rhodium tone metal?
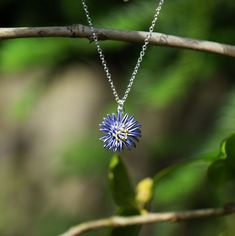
[81,0,164,108]
[81,0,165,151]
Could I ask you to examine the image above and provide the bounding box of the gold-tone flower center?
[112,125,129,141]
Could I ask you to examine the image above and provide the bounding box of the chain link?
[81,0,164,107]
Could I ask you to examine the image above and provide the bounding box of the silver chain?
[81,0,164,111]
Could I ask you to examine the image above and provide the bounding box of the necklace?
[81,0,164,152]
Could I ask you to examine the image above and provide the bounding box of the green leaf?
[151,134,233,206]
[220,138,227,156]
[207,159,234,186]
[152,160,209,206]
[111,208,141,236]
[111,225,141,236]
[109,155,141,236]
[207,134,235,186]
[153,155,213,186]
[225,133,235,161]
[108,155,136,209]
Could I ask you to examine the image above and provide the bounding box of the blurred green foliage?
[208,134,235,186]
[109,155,136,209]
[60,135,107,176]
[0,0,235,236]
[109,155,141,236]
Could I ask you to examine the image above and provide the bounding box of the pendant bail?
[117,99,125,112]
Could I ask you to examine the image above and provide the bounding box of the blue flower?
[99,112,141,152]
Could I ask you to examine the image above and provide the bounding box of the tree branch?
[60,204,235,236]
[0,24,235,58]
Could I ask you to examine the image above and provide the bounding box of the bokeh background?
[0,0,235,235]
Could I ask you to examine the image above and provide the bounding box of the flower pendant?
[99,112,141,152]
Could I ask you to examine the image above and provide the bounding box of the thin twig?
[60,204,235,236]
[0,25,235,57]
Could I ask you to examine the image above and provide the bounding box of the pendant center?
[99,112,141,152]
[112,123,129,141]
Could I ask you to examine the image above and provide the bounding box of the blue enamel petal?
[99,112,141,152]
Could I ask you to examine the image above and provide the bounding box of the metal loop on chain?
[117,99,125,112]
